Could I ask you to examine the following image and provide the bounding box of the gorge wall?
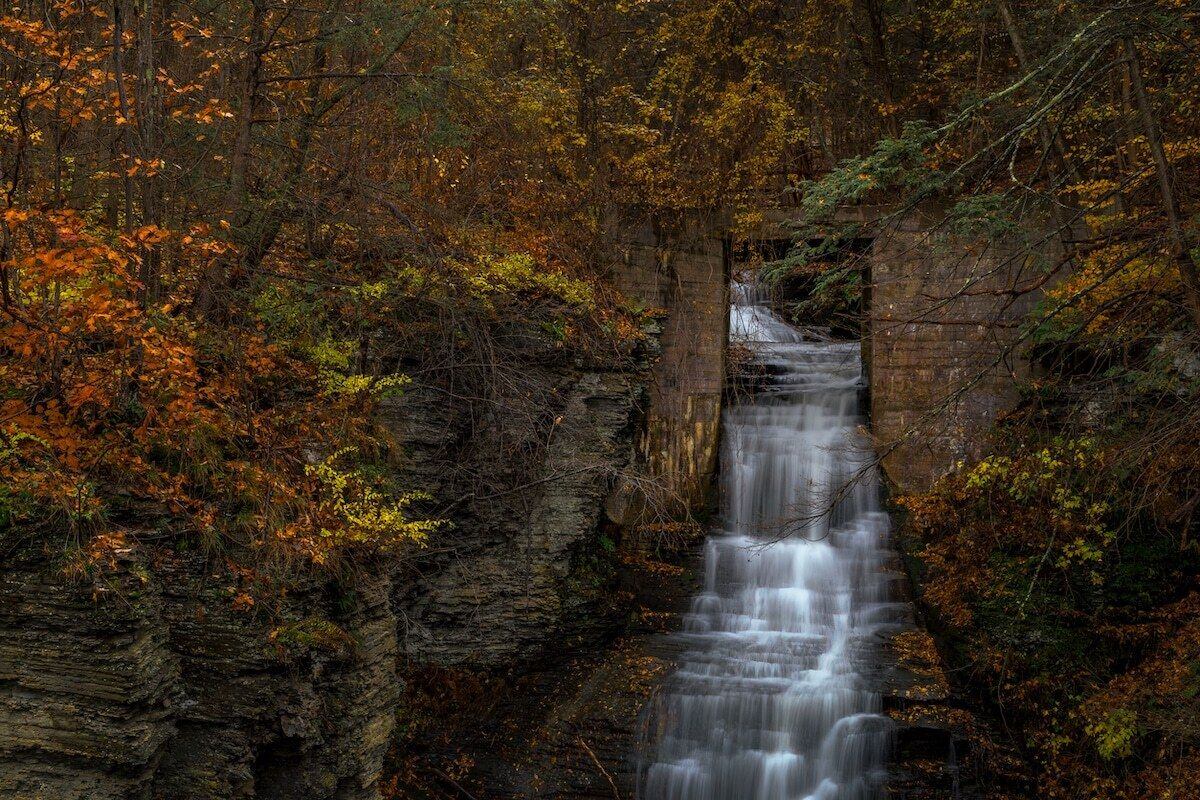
[0,547,400,800]
[0,336,652,800]
[0,205,741,798]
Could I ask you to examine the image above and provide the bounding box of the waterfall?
[638,282,896,800]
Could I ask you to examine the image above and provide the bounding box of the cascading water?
[638,280,896,800]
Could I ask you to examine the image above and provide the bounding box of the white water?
[639,283,895,800]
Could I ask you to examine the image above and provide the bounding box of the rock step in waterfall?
[638,281,903,800]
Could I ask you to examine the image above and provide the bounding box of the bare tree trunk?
[105,134,121,229]
[994,0,1031,70]
[994,0,1080,262]
[1123,36,1200,330]
[994,0,1078,182]
[112,0,136,233]
[135,0,163,306]
[222,0,266,221]
[853,0,899,137]
[194,0,266,320]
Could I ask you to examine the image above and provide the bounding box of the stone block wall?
[607,212,730,514]
[868,210,1048,492]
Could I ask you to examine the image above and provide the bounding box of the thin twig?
[578,737,622,800]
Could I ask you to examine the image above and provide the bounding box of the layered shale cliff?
[0,336,653,799]
[1,548,400,800]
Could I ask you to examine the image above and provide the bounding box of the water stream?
[638,282,895,800]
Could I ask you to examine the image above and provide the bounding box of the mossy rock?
[270,616,356,660]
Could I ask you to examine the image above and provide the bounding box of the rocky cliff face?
[0,550,398,800]
[0,348,650,799]
[388,358,650,669]
[1,554,177,799]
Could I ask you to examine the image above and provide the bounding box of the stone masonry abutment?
[619,205,1048,498]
